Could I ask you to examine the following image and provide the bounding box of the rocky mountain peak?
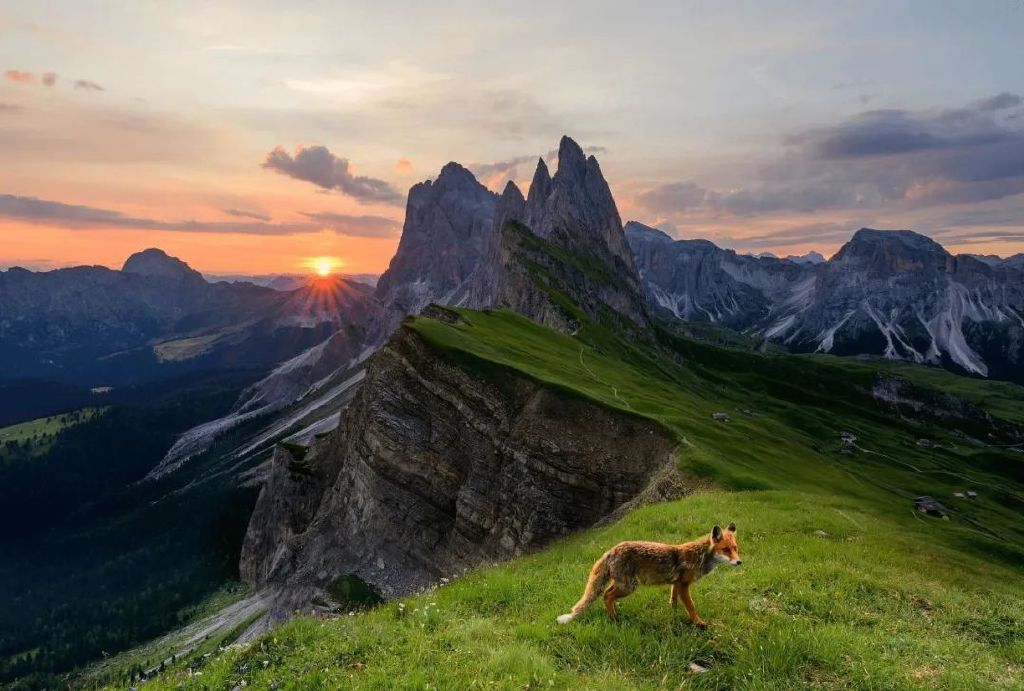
[375,164,497,315]
[435,161,484,191]
[525,157,552,211]
[122,248,202,280]
[787,250,826,265]
[555,134,587,179]
[624,221,674,244]
[496,180,526,227]
[831,229,950,274]
[521,135,635,272]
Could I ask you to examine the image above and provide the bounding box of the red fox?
[557,523,741,627]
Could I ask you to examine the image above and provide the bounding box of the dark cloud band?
[0,194,400,238]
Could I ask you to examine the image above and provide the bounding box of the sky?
[1,0,1023,275]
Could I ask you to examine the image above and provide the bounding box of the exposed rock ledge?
[240,321,683,615]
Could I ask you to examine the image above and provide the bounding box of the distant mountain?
[206,273,380,291]
[628,223,1024,381]
[0,249,379,387]
[786,250,826,265]
[626,222,809,329]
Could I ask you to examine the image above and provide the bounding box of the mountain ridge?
[627,222,1024,381]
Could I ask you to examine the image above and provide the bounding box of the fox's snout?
[731,559,742,566]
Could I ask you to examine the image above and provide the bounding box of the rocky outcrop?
[525,137,637,274]
[869,374,1023,442]
[375,162,497,318]
[479,138,649,331]
[240,324,681,611]
[627,223,1024,382]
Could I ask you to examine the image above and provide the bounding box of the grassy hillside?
[108,308,1024,689]
[128,491,1022,690]
[0,407,106,463]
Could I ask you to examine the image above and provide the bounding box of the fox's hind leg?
[602,581,634,622]
[670,582,681,610]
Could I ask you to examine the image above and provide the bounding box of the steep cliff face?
[375,162,498,318]
[241,319,681,611]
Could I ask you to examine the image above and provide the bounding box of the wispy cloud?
[5,70,101,91]
[0,194,315,235]
[4,70,34,84]
[73,79,103,91]
[300,211,401,238]
[262,145,403,205]
[223,207,271,222]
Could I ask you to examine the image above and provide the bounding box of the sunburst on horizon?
[306,256,343,277]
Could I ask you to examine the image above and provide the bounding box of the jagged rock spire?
[375,163,497,315]
[525,157,552,218]
[522,135,636,272]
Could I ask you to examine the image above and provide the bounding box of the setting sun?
[307,256,342,277]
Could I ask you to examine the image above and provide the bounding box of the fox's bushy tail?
[556,551,611,624]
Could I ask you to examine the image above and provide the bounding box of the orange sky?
[0,222,400,274]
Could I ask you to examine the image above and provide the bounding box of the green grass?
[128,492,1023,690]
[0,406,106,463]
[108,307,1024,689]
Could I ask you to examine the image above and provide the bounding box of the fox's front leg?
[680,583,707,628]
[670,582,681,610]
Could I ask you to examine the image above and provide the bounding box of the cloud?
[395,157,414,174]
[4,70,33,84]
[638,93,1024,218]
[4,70,103,91]
[832,80,873,90]
[721,222,874,250]
[223,207,271,221]
[261,144,403,204]
[469,155,536,181]
[300,211,401,238]
[636,181,709,213]
[73,79,103,91]
[974,92,1022,112]
[0,193,318,235]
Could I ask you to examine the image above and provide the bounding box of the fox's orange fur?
[557,523,741,626]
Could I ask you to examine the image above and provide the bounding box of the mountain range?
[0,248,379,387]
[627,223,1024,381]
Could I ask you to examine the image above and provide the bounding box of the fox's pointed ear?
[727,522,736,534]
[712,525,723,541]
